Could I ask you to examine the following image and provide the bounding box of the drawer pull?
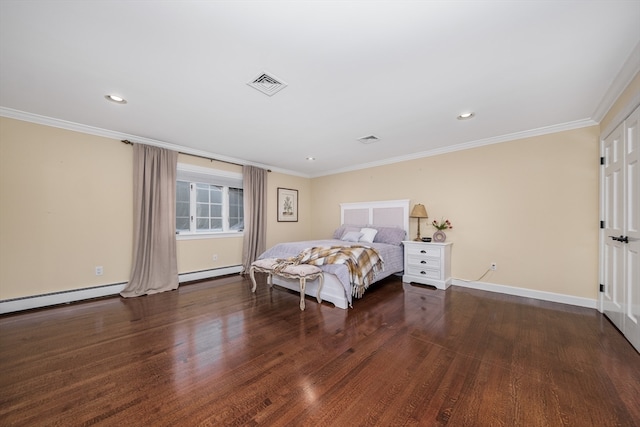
[420,260,427,264]
[420,271,426,275]
[420,250,427,254]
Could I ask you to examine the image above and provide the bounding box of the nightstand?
[402,241,452,289]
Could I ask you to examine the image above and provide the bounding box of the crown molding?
[0,106,599,180]
[0,107,307,177]
[312,118,597,178]
[592,41,640,123]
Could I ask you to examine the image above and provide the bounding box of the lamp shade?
[410,204,428,218]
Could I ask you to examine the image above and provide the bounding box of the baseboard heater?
[0,265,243,315]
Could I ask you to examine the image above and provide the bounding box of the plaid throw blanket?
[275,245,384,298]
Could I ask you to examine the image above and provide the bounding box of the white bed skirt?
[271,274,349,309]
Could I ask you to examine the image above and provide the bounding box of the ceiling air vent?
[247,72,288,96]
[358,135,380,144]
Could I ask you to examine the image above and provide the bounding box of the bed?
[258,199,410,309]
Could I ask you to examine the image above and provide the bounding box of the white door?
[622,107,639,352]
[602,122,625,330]
[601,105,640,353]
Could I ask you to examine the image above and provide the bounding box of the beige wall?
[0,118,133,299]
[0,117,605,302]
[5,71,640,303]
[265,172,312,249]
[0,118,308,300]
[311,126,600,299]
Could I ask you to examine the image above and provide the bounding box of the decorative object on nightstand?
[431,217,452,242]
[402,240,452,289]
[410,204,429,241]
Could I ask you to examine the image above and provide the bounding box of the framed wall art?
[277,187,298,222]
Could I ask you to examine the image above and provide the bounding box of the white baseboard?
[2,269,596,315]
[178,265,243,283]
[451,278,597,309]
[0,266,243,315]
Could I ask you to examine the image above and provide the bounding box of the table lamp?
[410,204,429,241]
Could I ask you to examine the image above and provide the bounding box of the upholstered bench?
[249,258,324,310]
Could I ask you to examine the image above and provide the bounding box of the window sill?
[176,231,244,241]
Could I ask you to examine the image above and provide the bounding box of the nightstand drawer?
[406,266,441,280]
[407,256,440,269]
[405,245,441,258]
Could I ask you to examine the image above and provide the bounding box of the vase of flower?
[433,230,446,242]
[432,218,452,242]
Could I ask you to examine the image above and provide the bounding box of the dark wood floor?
[1,275,639,427]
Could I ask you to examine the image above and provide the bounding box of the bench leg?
[299,277,306,311]
[251,266,274,292]
[316,274,323,303]
[250,266,258,292]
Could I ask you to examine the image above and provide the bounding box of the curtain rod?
[121,140,271,172]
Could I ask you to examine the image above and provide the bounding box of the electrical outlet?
[95,266,104,276]
[212,254,218,262]
[490,262,497,271]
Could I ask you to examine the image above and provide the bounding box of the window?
[176,164,243,237]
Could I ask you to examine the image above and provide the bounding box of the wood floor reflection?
[1,274,639,426]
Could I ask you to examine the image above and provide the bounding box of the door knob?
[610,235,630,243]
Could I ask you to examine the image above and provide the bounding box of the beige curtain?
[120,144,179,298]
[242,166,267,273]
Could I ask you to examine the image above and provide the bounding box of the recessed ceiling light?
[306,157,316,161]
[457,112,475,120]
[105,94,127,104]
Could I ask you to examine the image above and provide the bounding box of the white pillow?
[359,227,378,243]
[341,231,363,242]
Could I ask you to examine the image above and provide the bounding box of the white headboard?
[340,199,410,236]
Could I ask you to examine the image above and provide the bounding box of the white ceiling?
[1,1,639,177]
